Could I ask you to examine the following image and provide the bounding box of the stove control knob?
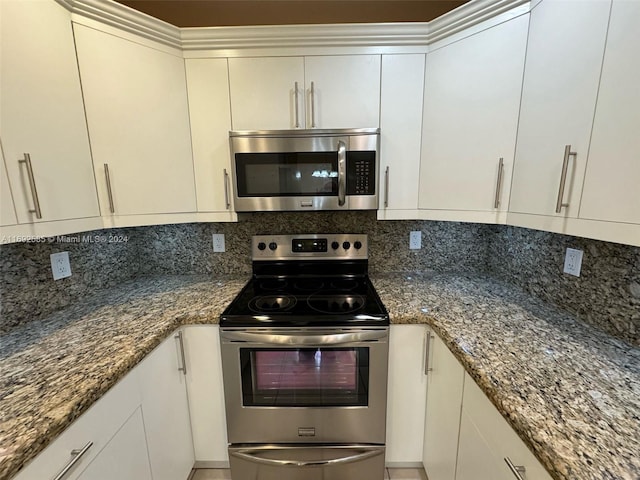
[269,242,278,251]
[343,241,351,250]
[258,242,267,251]
[331,241,340,250]
[354,241,362,250]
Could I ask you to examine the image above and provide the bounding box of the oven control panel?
[252,234,368,260]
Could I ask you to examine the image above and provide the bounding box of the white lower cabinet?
[136,331,195,480]
[423,331,552,480]
[386,325,428,465]
[182,325,229,465]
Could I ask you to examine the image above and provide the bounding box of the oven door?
[220,327,389,444]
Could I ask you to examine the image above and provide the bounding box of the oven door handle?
[220,330,387,345]
[230,446,384,467]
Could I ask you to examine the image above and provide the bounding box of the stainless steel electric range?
[220,234,389,480]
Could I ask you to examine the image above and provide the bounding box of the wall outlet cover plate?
[409,231,422,250]
[563,247,583,277]
[212,233,226,252]
[50,251,72,280]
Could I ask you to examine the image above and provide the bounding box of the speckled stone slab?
[0,275,247,480]
[372,272,640,480]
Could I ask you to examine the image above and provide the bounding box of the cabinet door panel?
[229,57,304,130]
[1,146,17,226]
[305,55,380,129]
[136,333,194,480]
[509,0,611,218]
[379,54,425,212]
[0,0,99,224]
[74,24,196,216]
[579,0,640,225]
[419,15,527,213]
[185,58,234,213]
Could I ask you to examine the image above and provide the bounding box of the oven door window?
[235,152,338,197]
[240,347,369,407]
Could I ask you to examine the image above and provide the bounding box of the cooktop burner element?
[220,234,389,327]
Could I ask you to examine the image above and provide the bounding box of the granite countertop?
[1,273,639,480]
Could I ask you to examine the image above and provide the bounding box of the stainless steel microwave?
[229,128,380,212]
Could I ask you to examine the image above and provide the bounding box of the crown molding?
[57,0,529,52]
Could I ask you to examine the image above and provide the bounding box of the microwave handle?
[338,140,346,206]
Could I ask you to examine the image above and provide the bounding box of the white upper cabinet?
[229,57,305,130]
[74,24,196,218]
[1,146,18,227]
[378,54,425,217]
[509,0,611,219]
[579,0,640,226]
[0,0,100,224]
[228,55,380,130]
[185,58,236,217]
[304,55,381,129]
[418,14,528,221]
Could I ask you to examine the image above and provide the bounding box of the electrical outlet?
[212,234,225,253]
[409,231,422,250]
[563,248,583,277]
[50,252,72,280]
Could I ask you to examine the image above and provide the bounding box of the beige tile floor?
[191,467,428,480]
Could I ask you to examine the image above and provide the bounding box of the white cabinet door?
[422,331,465,480]
[509,0,611,219]
[136,332,195,480]
[0,0,99,224]
[183,325,229,464]
[74,24,196,217]
[304,55,381,129]
[1,146,17,227]
[76,408,153,480]
[185,58,236,217]
[228,57,305,130]
[419,15,528,219]
[579,0,640,226]
[378,54,425,216]
[386,325,428,464]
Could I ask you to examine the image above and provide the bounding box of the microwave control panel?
[346,152,376,195]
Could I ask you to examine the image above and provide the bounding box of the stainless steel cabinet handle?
[310,81,316,128]
[104,163,115,214]
[18,153,42,219]
[384,166,390,208]
[294,82,300,128]
[504,457,526,480]
[52,441,93,480]
[337,140,346,206]
[175,331,187,375]
[223,168,231,209]
[230,446,383,467]
[424,330,433,375]
[555,145,576,213]
[494,157,504,209]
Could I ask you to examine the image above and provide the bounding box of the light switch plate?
[563,248,583,277]
[50,252,72,280]
[409,231,422,250]
[212,234,225,252]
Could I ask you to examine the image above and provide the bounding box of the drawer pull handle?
[175,331,187,375]
[424,331,433,375]
[52,441,93,480]
[504,457,526,480]
[18,153,43,219]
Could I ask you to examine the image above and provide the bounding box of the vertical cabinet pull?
[424,331,433,375]
[294,82,300,128]
[310,81,316,128]
[494,157,504,209]
[555,145,576,213]
[504,457,526,480]
[384,166,390,208]
[223,168,231,209]
[18,153,42,219]
[175,331,187,375]
[104,164,115,214]
[52,441,93,480]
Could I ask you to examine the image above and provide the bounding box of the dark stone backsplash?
[1,212,638,344]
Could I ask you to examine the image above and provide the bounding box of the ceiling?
[115,0,470,28]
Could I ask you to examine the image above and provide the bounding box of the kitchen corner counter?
[371,272,640,480]
[1,273,639,480]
